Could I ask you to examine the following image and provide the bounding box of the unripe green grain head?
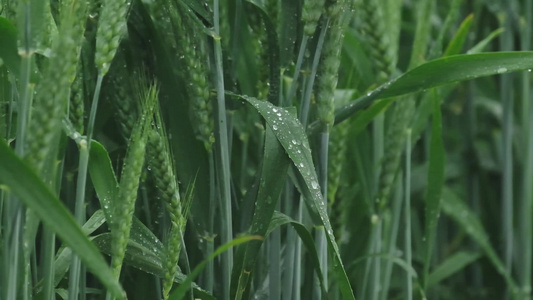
[95,0,130,75]
[302,0,327,36]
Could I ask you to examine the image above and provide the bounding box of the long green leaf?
[347,253,418,279]
[443,14,474,57]
[169,236,262,300]
[266,211,328,295]
[427,251,481,288]
[423,90,445,288]
[229,93,356,300]
[0,139,125,299]
[233,126,290,299]
[88,141,118,223]
[441,187,520,296]
[92,230,215,300]
[32,210,107,293]
[308,51,533,134]
[350,98,395,137]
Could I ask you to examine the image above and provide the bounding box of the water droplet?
[311,181,319,189]
[497,67,508,74]
[273,125,278,130]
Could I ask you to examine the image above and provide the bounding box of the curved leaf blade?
[308,51,533,134]
[88,141,118,223]
[233,127,290,299]
[266,211,328,295]
[441,187,520,295]
[92,214,214,300]
[229,93,355,300]
[423,91,446,288]
[427,251,481,289]
[170,236,262,300]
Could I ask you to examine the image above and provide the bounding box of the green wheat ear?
[359,0,395,82]
[25,0,87,172]
[95,0,130,75]
[105,55,139,141]
[316,0,352,130]
[146,107,190,299]
[177,10,215,153]
[111,80,158,278]
[69,64,85,135]
[302,0,327,36]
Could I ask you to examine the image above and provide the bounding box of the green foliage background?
[1,0,533,299]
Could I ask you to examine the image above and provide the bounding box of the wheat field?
[1,0,533,299]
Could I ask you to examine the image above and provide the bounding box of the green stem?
[230,0,243,80]
[294,197,303,300]
[213,1,233,298]
[206,151,216,293]
[42,227,55,300]
[371,219,382,300]
[314,132,330,299]
[286,35,309,106]
[381,175,403,300]
[68,74,103,300]
[521,0,532,296]
[360,224,377,299]
[15,55,32,156]
[269,212,281,300]
[7,3,34,297]
[405,129,412,300]
[300,20,329,127]
[282,184,296,300]
[500,5,514,283]
[6,212,23,300]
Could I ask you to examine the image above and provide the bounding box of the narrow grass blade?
[179,0,213,25]
[0,139,125,299]
[350,98,395,137]
[467,28,505,54]
[347,253,418,279]
[308,51,533,134]
[233,126,290,299]
[443,14,474,57]
[229,93,356,300]
[426,251,482,289]
[407,0,434,68]
[441,187,520,296]
[33,209,106,293]
[266,211,328,296]
[92,228,214,300]
[169,236,262,300]
[88,140,118,224]
[423,91,446,288]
